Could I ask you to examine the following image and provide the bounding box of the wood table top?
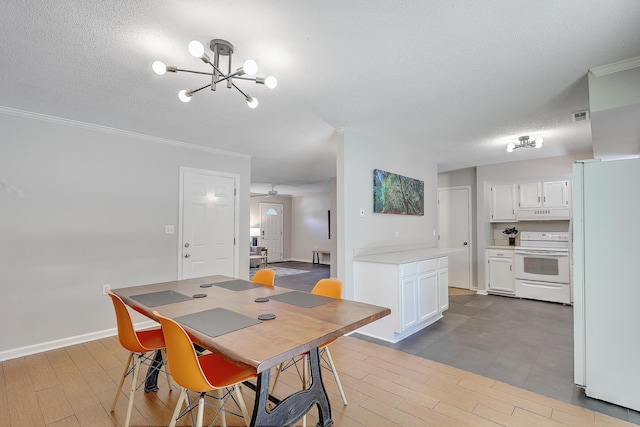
[112,275,390,374]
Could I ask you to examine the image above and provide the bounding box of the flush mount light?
[152,39,277,108]
[507,136,544,152]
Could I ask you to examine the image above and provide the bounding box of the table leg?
[250,347,333,427]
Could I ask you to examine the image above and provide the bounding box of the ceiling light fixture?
[152,39,277,108]
[507,136,544,152]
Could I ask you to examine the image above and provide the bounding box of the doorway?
[179,168,238,279]
[260,202,283,263]
[437,186,472,289]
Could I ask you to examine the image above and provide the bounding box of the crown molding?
[589,56,640,77]
[0,105,251,159]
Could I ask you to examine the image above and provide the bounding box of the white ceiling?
[2,1,640,195]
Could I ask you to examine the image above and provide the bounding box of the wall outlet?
[165,225,175,235]
[102,284,110,296]
[393,231,399,237]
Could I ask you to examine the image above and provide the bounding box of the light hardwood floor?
[1,335,634,427]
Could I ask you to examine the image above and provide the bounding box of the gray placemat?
[175,308,261,337]
[269,291,336,308]
[213,279,266,291]
[130,290,192,307]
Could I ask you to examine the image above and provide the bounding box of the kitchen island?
[353,246,464,343]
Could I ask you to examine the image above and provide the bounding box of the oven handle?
[515,250,568,256]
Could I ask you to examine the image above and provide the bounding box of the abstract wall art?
[373,169,424,216]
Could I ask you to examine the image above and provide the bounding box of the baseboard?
[0,320,157,362]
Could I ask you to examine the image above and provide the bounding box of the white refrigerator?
[573,157,640,411]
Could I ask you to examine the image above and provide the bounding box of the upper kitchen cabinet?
[490,183,517,222]
[519,180,570,209]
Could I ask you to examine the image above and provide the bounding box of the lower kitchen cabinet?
[486,248,514,295]
[354,255,449,343]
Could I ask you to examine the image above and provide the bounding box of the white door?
[260,203,283,263]
[180,169,236,279]
[438,186,471,289]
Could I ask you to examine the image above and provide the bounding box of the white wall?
[291,194,331,262]
[338,129,438,299]
[0,108,251,358]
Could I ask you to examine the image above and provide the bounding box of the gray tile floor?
[354,293,640,425]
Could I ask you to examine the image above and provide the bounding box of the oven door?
[514,249,570,284]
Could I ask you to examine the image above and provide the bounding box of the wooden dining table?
[112,275,390,427]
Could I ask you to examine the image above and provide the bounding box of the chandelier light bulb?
[506,142,516,153]
[243,59,258,76]
[188,40,205,58]
[246,96,259,109]
[178,90,192,103]
[152,60,167,75]
[534,137,544,148]
[264,76,278,89]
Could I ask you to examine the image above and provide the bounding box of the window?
[266,208,278,216]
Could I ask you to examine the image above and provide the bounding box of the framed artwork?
[373,169,424,215]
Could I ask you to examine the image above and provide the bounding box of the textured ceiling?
[2,1,640,194]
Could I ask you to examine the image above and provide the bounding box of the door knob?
[184,253,190,258]
[184,242,190,248]
[463,242,468,245]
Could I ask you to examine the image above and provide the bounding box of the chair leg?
[124,354,141,427]
[169,388,187,427]
[270,362,284,397]
[196,393,206,427]
[111,352,133,412]
[302,355,308,427]
[324,347,348,405]
[162,349,173,392]
[234,384,250,427]
[216,388,227,427]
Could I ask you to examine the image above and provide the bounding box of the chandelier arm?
[175,68,214,76]
[231,82,250,99]
[190,84,212,94]
[233,76,259,82]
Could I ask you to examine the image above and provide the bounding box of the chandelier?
[507,136,544,152]
[152,39,277,108]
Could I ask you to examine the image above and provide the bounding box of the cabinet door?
[400,276,417,331]
[438,267,449,312]
[490,184,516,222]
[542,180,570,208]
[488,258,514,292]
[519,182,542,208]
[418,271,438,322]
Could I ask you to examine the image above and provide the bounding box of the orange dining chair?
[251,268,276,286]
[271,279,348,407]
[107,290,172,427]
[154,311,256,427]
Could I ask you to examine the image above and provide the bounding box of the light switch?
[165,225,175,235]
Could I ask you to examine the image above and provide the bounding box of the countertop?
[353,247,465,265]
[486,245,516,250]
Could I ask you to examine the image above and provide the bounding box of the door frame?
[437,185,473,289]
[178,167,240,279]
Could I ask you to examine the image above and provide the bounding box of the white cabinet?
[437,257,449,312]
[354,254,449,343]
[542,180,570,208]
[490,184,517,222]
[518,180,570,209]
[486,249,514,295]
[417,260,439,323]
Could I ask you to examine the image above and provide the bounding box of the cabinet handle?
[538,196,540,202]
[510,265,512,271]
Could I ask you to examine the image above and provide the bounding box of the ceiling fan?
[251,184,280,198]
